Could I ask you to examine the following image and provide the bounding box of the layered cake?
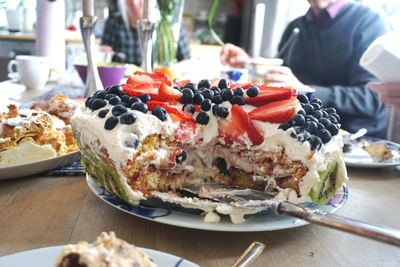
[71,71,347,223]
[55,232,155,267]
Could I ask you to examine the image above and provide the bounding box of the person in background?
[368,82,400,108]
[220,0,391,138]
[102,0,191,66]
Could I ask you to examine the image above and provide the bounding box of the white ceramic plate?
[343,137,400,168]
[0,151,80,180]
[0,245,199,267]
[86,174,348,232]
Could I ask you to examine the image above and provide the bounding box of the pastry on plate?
[55,232,155,267]
[71,71,348,223]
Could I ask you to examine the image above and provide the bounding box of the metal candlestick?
[137,0,155,72]
[80,15,103,97]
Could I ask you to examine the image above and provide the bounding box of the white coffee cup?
[8,56,50,90]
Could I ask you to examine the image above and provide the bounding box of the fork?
[182,184,400,247]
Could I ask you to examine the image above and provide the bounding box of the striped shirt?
[102,14,191,66]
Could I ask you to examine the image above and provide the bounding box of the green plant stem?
[208,0,224,46]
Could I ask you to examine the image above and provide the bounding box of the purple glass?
[74,64,127,88]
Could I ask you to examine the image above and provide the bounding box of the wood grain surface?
[1,167,400,267]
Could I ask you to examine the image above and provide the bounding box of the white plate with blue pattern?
[87,174,349,232]
[0,245,199,267]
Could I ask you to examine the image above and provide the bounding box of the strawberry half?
[231,104,264,146]
[122,83,158,98]
[248,97,298,123]
[245,86,293,107]
[146,101,194,124]
[174,79,191,88]
[158,83,182,102]
[218,118,244,145]
[134,71,172,86]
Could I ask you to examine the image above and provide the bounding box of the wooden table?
[1,167,400,267]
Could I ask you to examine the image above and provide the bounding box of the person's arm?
[369,82,400,107]
[176,26,191,61]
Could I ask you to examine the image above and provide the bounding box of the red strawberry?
[174,79,191,88]
[231,105,264,146]
[218,118,244,145]
[146,101,194,123]
[122,83,158,98]
[134,71,172,86]
[127,74,154,85]
[158,83,182,102]
[248,97,298,123]
[245,87,293,106]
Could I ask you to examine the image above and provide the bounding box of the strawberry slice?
[245,87,293,107]
[248,97,298,123]
[218,118,244,145]
[231,105,264,146]
[134,71,172,86]
[174,79,191,88]
[122,83,158,98]
[158,83,182,102]
[146,101,194,123]
[127,74,154,85]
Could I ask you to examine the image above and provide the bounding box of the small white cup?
[8,55,50,90]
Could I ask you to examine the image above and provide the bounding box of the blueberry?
[321,110,329,118]
[317,129,332,144]
[173,86,182,92]
[202,89,214,100]
[290,126,303,139]
[125,138,139,149]
[325,107,337,114]
[193,93,204,105]
[221,89,233,101]
[176,150,187,163]
[311,98,323,107]
[138,93,151,103]
[181,88,194,104]
[212,95,223,104]
[297,130,311,142]
[85,97,95,108]
[297,94,309,103]
[291,114,305,126]
[104,116,119,130]
[313,110,324,119]
[109,96,121,105]
[98,109,109,118]
[197,86,206,92]
[201,99,212,111]
[306,115,318,123]
[328,114,338,124]
[128,97,141,106]
[121,95,131,103]
[112,104,127,116]
[198,79,211,89]
[216,106,229,118]
[210,86,221,94]
[234,87,244,96]
[319,117,331,128]
[309,136,322,150]
[246,86,260,97]
[326,124,339,136]
[298,109,306,117]
[278,123,292,131]
[331,113,340,123]
[107,85,124,96]
[218,79,229,89]
[182,103,195,114]
[230,95,245,106]
[90,99,107,111]
[131,102,148,113]
[305,121,318,134]
[212,104,219,116]
[94,90,107,99]
[152,107,168,121]
[196,112,209,125]
[120,112,137,125]
[316,122,325,130]
[303,104,314,115]
[311,103,321,110]
[184,82,197,93]
[104,94,117,100]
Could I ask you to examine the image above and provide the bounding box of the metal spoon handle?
[80,15,103,97]
[277,201,400,247]
[231,241,265,267]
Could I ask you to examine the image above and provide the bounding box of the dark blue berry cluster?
[279,94,341,150]
[178,79,259,126]
[85,84,154,131]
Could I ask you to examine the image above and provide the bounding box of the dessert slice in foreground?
[55,232,155,267]
[71,71,348,223]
